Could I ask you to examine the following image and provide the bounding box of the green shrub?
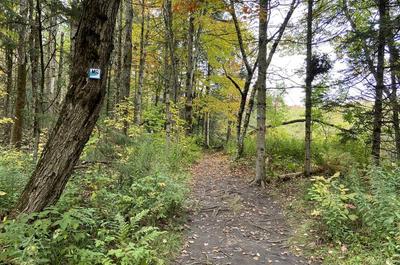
[0,207,164,265]
[0,131,199,264]
[0,149,33,215]
[309,168,400,263]
[130,174,188,222]
[309,173,358,240]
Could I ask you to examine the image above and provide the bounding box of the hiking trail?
[174,152,314,265]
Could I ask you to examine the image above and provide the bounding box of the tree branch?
[249,118,354,135]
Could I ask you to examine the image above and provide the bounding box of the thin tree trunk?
[56,32,65,106]
[229,0,296,158]
[121,0,133,135]
[229,0,256,158]
[134,0,148,125]
[11,0,28,148]
[242,84,256,144]
[388,15,400,160]
[3,46,13,143]
[163,0,178,104]
[106,66,112,115]
[46,9,58,110]
[236,87,250,157]
[165,44,172,145]
[163,0,175,143]
[69,0,79,80]
[204,62,211,147]
[185,14,195,134]
[254,0,268,186]
[304,0,313,177]
[226,120,232,144]
[36,0,45,153]
[372,0,387,165]
[29,0,40,161]
[13,0,121,214]
[115,4,123,106]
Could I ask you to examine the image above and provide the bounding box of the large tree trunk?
[14,0,121,214]
[254,0,268,186]
[121,0,133,135]
[11,0,28,148]
[372,0,387,165]
[134,0,148,125]
[304,0,313,177]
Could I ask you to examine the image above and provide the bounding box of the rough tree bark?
[254,0,268,186]
[304,0,313,177]
[69,0,80,79]
[14,0,121,214]
[121,0,133,135]
[11,0,28,148]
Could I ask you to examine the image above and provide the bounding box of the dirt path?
[174,153,312,265]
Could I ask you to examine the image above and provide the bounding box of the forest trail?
[175,153,313,265]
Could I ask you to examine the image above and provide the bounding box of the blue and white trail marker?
[88,68,101,80]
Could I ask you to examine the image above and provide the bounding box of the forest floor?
[174,152,316,265]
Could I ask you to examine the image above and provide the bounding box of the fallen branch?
[277,167,326,181]
[74,160,112,170]
[249,118,354,135]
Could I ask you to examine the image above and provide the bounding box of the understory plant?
[0,130,199,264]
[309,168,400,264]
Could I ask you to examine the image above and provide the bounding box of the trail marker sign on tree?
[88,68,101,80]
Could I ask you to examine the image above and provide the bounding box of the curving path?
[174,153,314,265]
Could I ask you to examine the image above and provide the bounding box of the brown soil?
[174,152,315,265]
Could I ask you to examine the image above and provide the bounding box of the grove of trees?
[0,0,399,264]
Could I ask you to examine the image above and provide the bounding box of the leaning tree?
[14,0,121,214]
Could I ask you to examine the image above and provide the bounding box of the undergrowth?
[0,129,200,264]
[236,122,398,264]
